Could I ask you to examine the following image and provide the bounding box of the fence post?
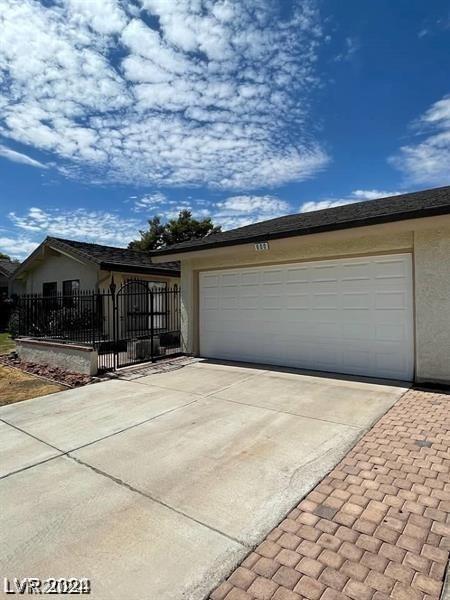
[91,290,95,347]
[109,277,117,370]
[150,290,155,363]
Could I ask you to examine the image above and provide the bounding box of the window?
[42,281,58,309]
[42,282,57,296]
[147,281,167,291]
[63,279,80,307]
[63,279,80,295]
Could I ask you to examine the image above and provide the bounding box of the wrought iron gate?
[13,280,181,372]
[97,279,181,371]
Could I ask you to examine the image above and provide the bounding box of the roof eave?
[47,237,100,266]
[100,262,180,277]
[9,240,47,279]
[151,205,450,258]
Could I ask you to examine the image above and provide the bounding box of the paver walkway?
[210,389,450,600]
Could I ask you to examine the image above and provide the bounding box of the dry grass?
[0,364,65,406]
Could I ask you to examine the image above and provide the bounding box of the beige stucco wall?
[414,227,450,383]
[170,215,450,384]
[17,338,98,375]
[21,252,98,294]
[14,257,179,296]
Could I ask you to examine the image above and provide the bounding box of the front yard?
[0,364,65,407]
[0,332,14,355]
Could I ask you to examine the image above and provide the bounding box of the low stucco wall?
[174,214,450,385]
[16,338,98,376]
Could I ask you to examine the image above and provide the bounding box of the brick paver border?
[210,389,450,600]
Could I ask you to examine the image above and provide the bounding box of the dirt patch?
[0,355,92,388]
[0,364,66,406]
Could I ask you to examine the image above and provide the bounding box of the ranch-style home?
[9,237,181,373]
[0,258,17,329]
[10,236,180,295]
[0,258,17,298]
[151,185,450,386]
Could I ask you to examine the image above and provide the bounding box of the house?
[0,258,17,297]
[151,185,450,385]
[9,238,181,372]
[10,237,180,296]
[0,258,18,330]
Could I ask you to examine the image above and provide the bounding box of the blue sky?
[0,0,449,259]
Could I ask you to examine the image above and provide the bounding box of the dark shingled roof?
[47,237,180,276]
[152,185,450,256]
[0,258,18,277]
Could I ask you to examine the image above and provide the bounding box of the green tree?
[128,216,165,252]
[0,252,11,260]
[129,210,221,251]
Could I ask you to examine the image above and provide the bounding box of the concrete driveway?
[0,360,408,600]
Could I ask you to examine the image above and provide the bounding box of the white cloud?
[213,194,291,229]
[334,36,359,63]
[132,191,293,229]
[391,96,450,185]
[9,207,142,248]
[300,189,403,212]
[0,236,39,260]
[0,144,47,169]
[133,192,168,211]
[0,0,327,190]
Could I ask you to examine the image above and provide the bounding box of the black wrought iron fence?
[11,282,181,371]
[12,290,103,343]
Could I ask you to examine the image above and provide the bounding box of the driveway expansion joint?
[0,398,198,480]
[67,453,248,548]
[212,395,362,429]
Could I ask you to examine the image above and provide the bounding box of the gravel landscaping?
[0,355,92,388]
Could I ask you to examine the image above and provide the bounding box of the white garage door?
[199,254,414,381]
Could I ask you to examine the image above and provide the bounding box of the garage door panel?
[343,322,374,340]
[200,254,414,380]
[374,350,408,377]
[239,296,259,310]
[342,279,370,293]
[342,262,372,279]
[286,268,309,282]
[342,292,371,309]
[375,323,407,342]
[375,291,407,309]
[314,293,338,309]
[341,349,372,371]
[286,294,311,309]
[262,270,283,283]
[374,258,407,278]
[311,265,338,281]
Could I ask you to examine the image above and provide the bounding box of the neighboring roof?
[47,238,180,275]
[13,237,180,278]
[152,185,450,256]
[0,258,18,277]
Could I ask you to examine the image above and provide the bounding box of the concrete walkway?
[0,360,408,600]
[211,388,450,600]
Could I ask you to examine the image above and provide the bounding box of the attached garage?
[199,254,414,381]
[152,185,450,386]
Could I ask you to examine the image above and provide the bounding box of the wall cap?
[16,337,95,353]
